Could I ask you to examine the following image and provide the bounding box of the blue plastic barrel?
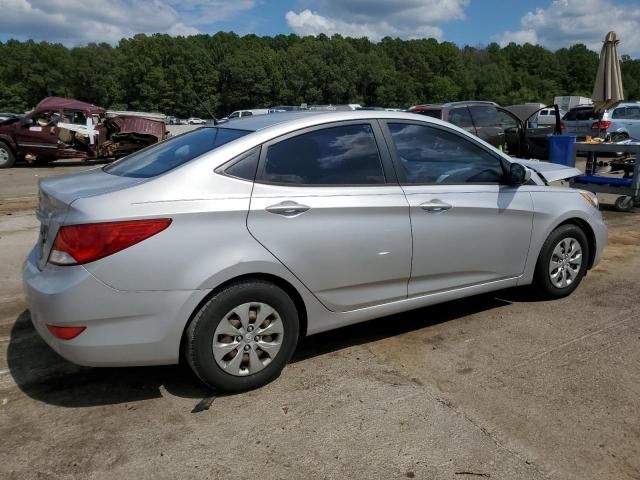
[548,135,576,166]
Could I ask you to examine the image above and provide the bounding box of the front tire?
[533,224,589,299]
[186,280,299,393]
[0,142,16,168]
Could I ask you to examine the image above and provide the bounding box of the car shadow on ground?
[7,289,534,408]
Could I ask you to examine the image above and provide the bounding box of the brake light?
[590,120,612,129]
[49,218,172,266]
[47,325,86,340]
[560,122,566,130]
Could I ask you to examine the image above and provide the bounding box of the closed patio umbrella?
[592,31,624,113]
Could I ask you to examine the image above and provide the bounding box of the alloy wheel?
[212,302,284,376]
[548,237,583,289]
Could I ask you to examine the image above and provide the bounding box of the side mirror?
[509,163,531,185]
[20,117,34,127]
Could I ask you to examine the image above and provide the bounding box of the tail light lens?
[49,218,172,266]
[47,325,86,340]
[590,120,612,130]
[560,122,566,130]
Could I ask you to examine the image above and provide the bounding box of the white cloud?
[497,0,640,56]
[0,0,254,45]
[286,0,469,41]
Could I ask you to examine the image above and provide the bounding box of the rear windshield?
[104,127,250,178]
[563,108,598,121]
[414,109,442,119]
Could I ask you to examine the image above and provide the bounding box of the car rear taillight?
[46,325,86,340]
[48,218,172,266]
[590,120,612,130]
[560,122,566,130]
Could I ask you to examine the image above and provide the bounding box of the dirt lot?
[1,163,639,480]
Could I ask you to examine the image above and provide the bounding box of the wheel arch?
[179,272,309,359]
[555,217,597,269]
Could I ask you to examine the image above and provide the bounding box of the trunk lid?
[515,159,581,183]
[35,167,145,269]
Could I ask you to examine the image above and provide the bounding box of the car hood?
[514,159,581,183]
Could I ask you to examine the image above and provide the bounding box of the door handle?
[265,201,310,217]
[420,199,452,213]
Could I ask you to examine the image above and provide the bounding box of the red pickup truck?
[0,97,168,168]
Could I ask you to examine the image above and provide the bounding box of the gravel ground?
[0,163,639,480]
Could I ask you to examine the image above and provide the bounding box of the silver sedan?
[23,111,607,392]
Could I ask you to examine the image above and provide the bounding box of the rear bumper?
[22,247,208,367]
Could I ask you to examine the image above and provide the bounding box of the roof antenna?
[193,91,218,125]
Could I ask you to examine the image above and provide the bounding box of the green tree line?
[1,32,639,118]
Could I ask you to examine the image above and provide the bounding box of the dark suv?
[409,101,557,159]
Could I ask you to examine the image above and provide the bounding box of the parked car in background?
[538,107,567,126]
[187,117,207,125]
[554,96,593,113]
[24,110,606,392]
[268,105,302,113]
[609,102,640,141]
[227,109,269,120]
[410,101,557,159]
[561,104,638,141]
[166,116,178,125]
[0,97,167,168]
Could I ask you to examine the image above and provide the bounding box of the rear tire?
[186,280,299,393]
[0,142,16,168]
[533,224,589,299]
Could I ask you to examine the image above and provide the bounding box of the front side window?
[105,127,250,178]
[261,124,385,185]
[448,107,473,128]
[388,123,504,184]
[469,105,500,127]
[497,110,519,130]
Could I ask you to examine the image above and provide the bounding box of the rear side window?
[388,123,504,184]
[627,106,640,119]
[260,124,385,185]
[219,147,260,181]
[469,105,500,127]
[105,127,250,178]
[612,107,626,119]
[448,107,473,128]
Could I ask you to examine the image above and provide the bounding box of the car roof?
[219,111,332,131]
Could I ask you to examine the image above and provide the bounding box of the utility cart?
[570,142,640,211]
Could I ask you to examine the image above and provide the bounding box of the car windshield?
[104,127,250,178]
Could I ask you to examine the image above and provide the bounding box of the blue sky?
[1,0,639,56]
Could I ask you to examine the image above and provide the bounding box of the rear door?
[381,120,533,296]
[247,121,412,312]
[468,104,505,149]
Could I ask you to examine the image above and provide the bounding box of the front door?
[13,110,61,159]
[381,120,534,297]
[247,122,412,312]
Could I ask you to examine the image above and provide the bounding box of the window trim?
[379,119,509,186]
[254,120,398,187]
